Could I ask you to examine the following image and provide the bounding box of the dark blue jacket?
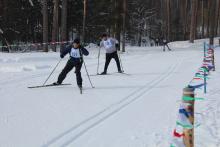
[60,45,89,62]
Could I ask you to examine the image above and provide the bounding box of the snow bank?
[169,38,220,50]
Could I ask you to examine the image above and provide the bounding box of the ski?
[114,72,131,76]
[28,83,71,89]
[90,72,130,76]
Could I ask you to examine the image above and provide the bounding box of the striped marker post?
[182,87,194,147]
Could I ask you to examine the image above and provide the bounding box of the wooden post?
[182,87,194,147]
[212,47,215,71]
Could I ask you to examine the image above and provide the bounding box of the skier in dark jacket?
[163,39,172,51]
[155,38,159,46]
[53,38,89,88]
[99,33,122,75]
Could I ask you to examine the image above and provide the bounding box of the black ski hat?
[73,38,80,44]
[102,33,108,38]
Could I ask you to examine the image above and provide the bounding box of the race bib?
[103,40,113,49]
[70,48,81,58]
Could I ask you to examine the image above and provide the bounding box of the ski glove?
[116,44,120,51]
[60,54,64,58]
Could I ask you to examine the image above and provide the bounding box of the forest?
[0,0,219,52]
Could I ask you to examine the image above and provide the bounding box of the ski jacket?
[163,40,169,45]
[60,45,89,63]
[100,37,119,53]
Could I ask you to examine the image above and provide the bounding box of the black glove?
[60,54,64,58]
[115,44,120,51]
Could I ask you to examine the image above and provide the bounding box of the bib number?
[70,48,81,58]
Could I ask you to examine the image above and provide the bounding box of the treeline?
[0,0,219,52]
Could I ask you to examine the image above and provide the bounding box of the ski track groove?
[199,96,220,146]
[42,59,183,147]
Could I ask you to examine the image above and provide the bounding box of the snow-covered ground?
[0,39,219,147]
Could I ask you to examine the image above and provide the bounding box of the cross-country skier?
[155,38,159,46]
[53,38,89,89]
[99,33,122,75]
[163,39,172,51]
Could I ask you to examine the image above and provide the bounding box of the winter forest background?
[0,0,219,52]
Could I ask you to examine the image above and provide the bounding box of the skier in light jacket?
[99,33,122,75]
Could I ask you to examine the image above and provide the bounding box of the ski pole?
[97,47,101,74]
[43,58,62,86]
[117,51,124,72]
[83,61,95,88]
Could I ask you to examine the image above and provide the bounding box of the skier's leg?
[75,62,83,87]
[103,53,112,74]
[163,45,165,52]
[113,52,122,72]
[166,44,171,51]
[57,60,74,84]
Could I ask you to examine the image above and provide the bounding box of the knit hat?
[102,33,108,38]
[73,38,80,44]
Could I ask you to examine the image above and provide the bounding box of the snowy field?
[0,39,220,147]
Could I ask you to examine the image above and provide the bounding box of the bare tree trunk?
[51,0,59,52]
[206,0,211,38]
[42,0,48,52]
[184,0,189,40]
[215,0,220,36]
[209,0,217,45]
[0,0,3,16]
[61,0,67,51]
[82,0,87,44]
[190,0,197,43]
[219,1,220,36]
[160,0,166,38]
[138,24,142,47]
[195,0,199,39]
[201,0,205,38]
[61,0,67,41]
[166,0,171,41]
[114,0,121,50]
[2,0,8,22]
[122,0,127,52]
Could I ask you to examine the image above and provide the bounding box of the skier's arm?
[113,38,120,50]
[99,40,104,48]
[60,45,71,58]
[81,47,89,56]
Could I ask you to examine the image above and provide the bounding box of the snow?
[0,38,220,147]
[28,0,34,6]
